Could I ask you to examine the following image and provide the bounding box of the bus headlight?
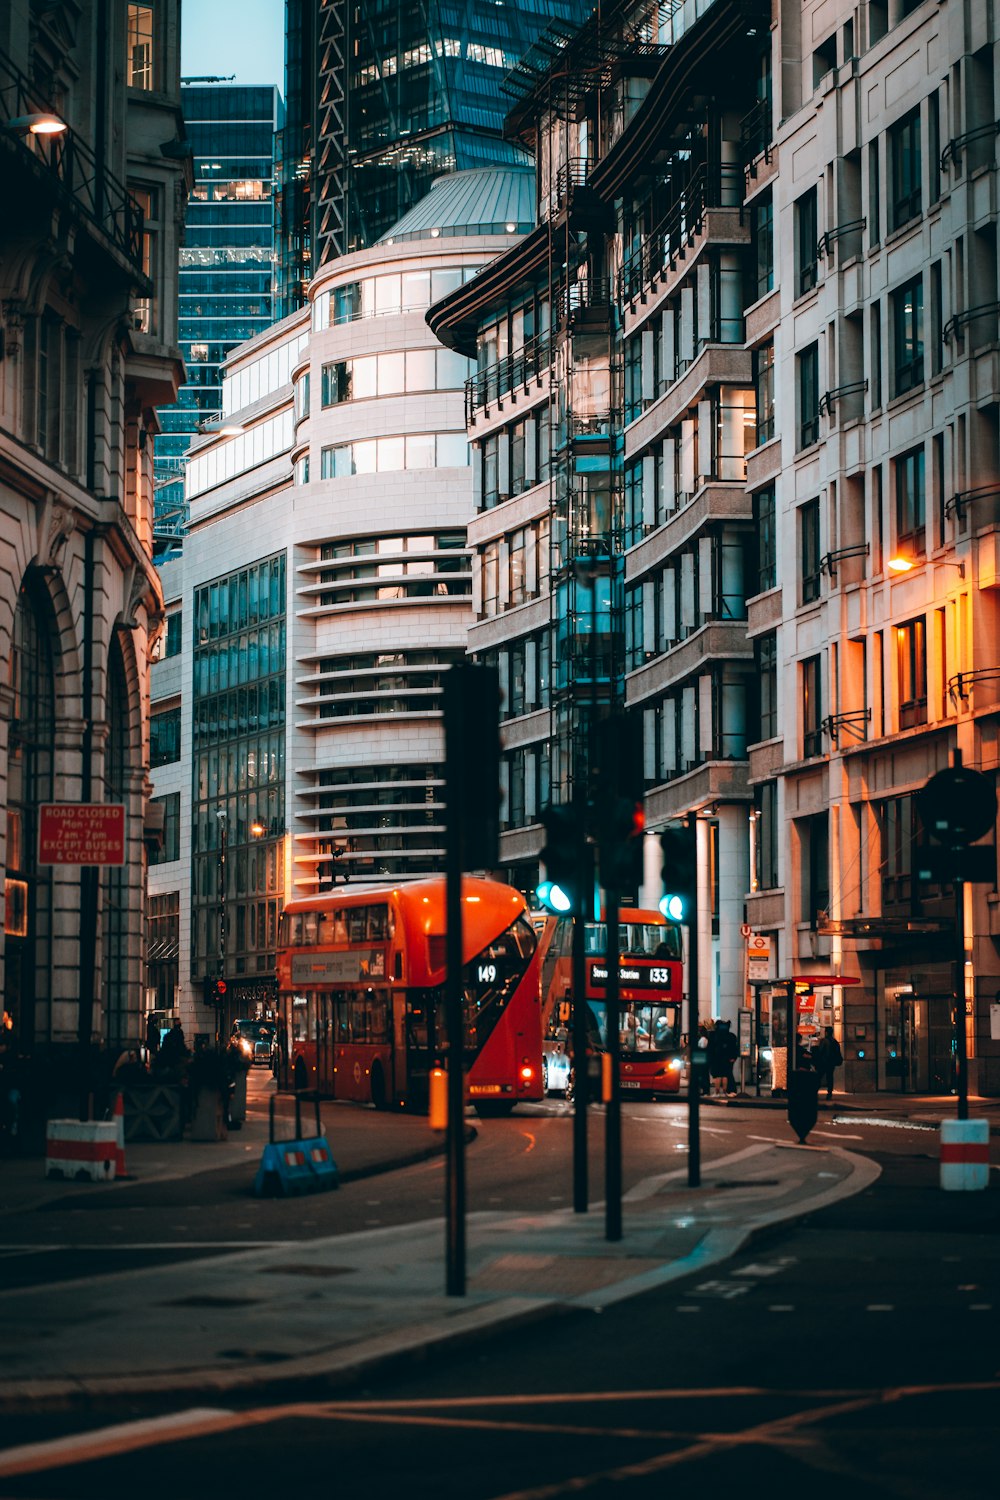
[668,1056,683,1071]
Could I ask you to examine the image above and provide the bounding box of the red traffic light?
[215,979,227,996]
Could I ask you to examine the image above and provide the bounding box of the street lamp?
[6,113,67,135]
[889,553,966,578]
[216,809,228,1044]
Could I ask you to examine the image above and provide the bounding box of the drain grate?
[711,1179,780,1190]
[259,1263,354,1278]
[163,1294,259,1308]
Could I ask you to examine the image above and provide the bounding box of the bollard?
[429,1066,447,1130]
[940,1118,990,1191]
[601,1050,612,1103]
[786,1068,820,1144]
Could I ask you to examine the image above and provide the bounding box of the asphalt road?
[1,1105,997,1497]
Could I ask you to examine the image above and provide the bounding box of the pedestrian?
[813,1025,843,1099]
[159,1017,187,1068]
[716,1019,740,1096]
[696,1022,712,1094]
[706,1022,729,1097]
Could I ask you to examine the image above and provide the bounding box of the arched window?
[4,575,56,1046]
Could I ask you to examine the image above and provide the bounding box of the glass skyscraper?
[155,83,282,546]
[278,0,590,311]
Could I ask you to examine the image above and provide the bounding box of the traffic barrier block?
[940,1118,990,1191]
[254,1135,339,1197]
[111,1091,129,1179]
[45,1120,117,1182]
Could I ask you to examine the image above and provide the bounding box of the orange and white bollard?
[112,1090,129,1179]
[940,1118,990,1190]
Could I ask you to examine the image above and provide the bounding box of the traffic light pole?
[572,870,589,1213]
[605,893,622,1241]
[954,875,968,1120]
[687,912,701,1188]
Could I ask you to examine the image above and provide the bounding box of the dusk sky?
[181,0,285,90]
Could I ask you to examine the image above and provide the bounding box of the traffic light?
[537,804,587,914]
[598,796,645,897]
[659,819,697,923]
[204,976,228,1009]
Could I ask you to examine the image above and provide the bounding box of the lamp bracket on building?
[818,379,867,417]
[821,707,871,745]
[819,540,868,580]
[942,302,1000,346]
[816,218,866,258]
[947,665,1000,703]
[944,481,1000,523]
[940,120,1000,173]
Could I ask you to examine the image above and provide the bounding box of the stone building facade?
[0,0,187,1065]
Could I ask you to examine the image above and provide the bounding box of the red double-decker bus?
[537,908,686,1098]
[274,876,543,1115]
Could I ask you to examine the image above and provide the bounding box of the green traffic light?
[536,880,574,914]
[659,893,685,922]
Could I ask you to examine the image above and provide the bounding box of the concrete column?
[716,803,749,1028]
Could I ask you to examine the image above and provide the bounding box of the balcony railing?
[464,332,553,421]
[816,218,866,260]
[0,44,144,272]
[619,163,744,305]
[942,301,1000,347]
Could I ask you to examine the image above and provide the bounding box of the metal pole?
[954,876,968,1120]
[444,723,466,1296]
[605,894,622,1240]
[572,887,588,1213]
[687,913,701,1187]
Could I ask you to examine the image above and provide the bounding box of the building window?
[321,361,351,406]
[131,185,159,335]
[892,276,924,396]
[797,343,820,449]
[754,781,780,890]
[796,187,818,296]
[895,446,925,557]
[799,498,822,604]
[753,194,774,302]
[165,611,182,657]
[150,792,181,864]
[890,108,921,230]
[754,342,774,446]
[753,488,776,593]
[896,616,927,728]
[802,655,823,758]
[800,812,830,928]
[127,4,155,90]
[756,633,778,740]
[150,705,181,766]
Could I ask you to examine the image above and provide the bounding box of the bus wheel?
[293,1057,308,1094]
[475,1101,515,1118]
[370,1062,387,1111]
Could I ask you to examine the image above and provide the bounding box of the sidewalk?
[0,1086,995,1414]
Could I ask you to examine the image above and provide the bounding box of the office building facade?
[154,82,281,548]
[278,0,591,311]
[429,0,1000,1096]
[149,168,528,1028]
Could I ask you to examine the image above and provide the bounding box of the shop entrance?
[879,973,955,1093]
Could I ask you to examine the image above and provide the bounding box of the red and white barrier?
[940,1118,990,1191]
[111,1091,128,1178]
[45,1120,118,1181]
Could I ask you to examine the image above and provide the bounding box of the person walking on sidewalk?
[813,1026,843,1099]
[716,1019,740,1096]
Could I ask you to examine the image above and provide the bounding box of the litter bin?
[787,1067,820,1143]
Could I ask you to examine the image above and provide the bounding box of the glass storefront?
[878,967,955,1093]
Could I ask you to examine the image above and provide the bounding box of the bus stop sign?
[916,765,996,847]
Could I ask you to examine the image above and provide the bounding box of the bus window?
[290,994,309,1043]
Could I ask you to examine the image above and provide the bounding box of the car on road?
[231,1018,276,1067]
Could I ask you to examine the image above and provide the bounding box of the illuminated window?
[127,5,154,91]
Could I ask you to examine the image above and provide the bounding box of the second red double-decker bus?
[274,876,543,1115]
[537,907,686,1098]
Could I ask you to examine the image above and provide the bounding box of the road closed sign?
[746,933,771,980]
[38,804,126,866]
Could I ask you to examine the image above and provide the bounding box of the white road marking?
[812,1130,863,1140]
[768,1304,795,1312]
[867,1304,894,1312]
